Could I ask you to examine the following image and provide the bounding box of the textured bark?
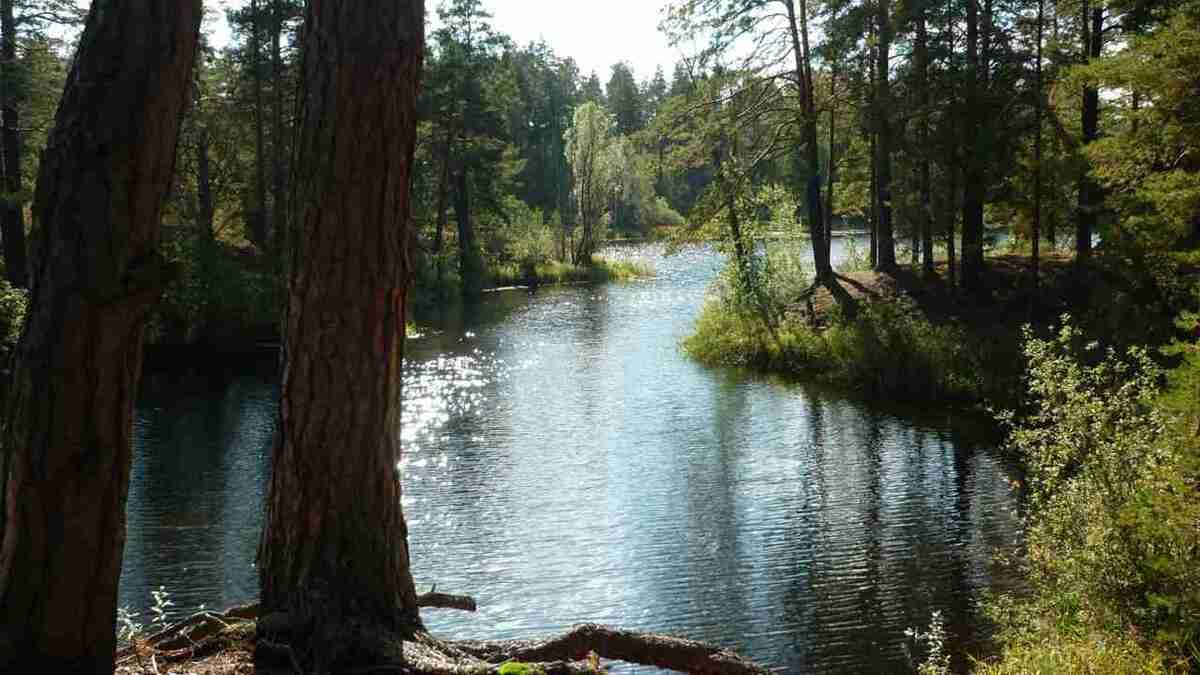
[873,0,896,270]
[0,0,25,288]
[457,624,770,675]
[257,0,425,665]
[0,2,200,672]
[784,0,831,280]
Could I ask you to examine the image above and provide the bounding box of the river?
[123,240,1022,673]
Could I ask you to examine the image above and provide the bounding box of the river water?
[123,241,1021,673]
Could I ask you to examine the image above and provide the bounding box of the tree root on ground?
[117,596,772,674]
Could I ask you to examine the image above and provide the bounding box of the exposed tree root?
[454,624,771,674]
[117,600,771,674]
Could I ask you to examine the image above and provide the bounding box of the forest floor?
[795,253,1082,328]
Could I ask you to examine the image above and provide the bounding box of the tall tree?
[1077,0,1102,260]
[257,0,426,666]
[0,1,201,672]
[0,0,24,287]
[606,61,644,135]
[961,0,988,290]
[874,0,897,269]
[565,101,615,263]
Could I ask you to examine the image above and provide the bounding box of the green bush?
[684,281,988,401]
[986,318,1200,671]
[0,278,28,359]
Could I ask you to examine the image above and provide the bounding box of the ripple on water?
[122,242,1020,674]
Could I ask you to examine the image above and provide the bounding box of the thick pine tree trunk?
[0,2,200,673]
[257,2,425,666]
[0,0,25,288]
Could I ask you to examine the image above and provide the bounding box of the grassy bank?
[685,250,1194,408]
[487,255,652,289]
[688,247,1200,672]
[966,315,1200,674]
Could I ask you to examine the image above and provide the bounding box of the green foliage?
[497,663,547,675]
[685,288,987,401]
[988,319,1200,670]
[1075,0,1200,249]
[152,228,282,346]
[0,278,28,358]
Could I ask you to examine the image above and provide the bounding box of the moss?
[497,663,548,675]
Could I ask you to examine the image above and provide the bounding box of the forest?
[0,0,1197,673]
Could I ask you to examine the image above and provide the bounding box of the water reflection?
[121,240,1020,673]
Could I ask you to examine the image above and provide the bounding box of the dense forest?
[0,0,1196,673]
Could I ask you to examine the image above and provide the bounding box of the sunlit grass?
[488,255,652,288]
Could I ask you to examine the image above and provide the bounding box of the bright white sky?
[199,0,685,84]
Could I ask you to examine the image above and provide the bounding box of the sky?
[199,0,686,83]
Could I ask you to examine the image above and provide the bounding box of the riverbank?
[485,256,652,290]
[686,246,1200,673]
[686,251,1196,408]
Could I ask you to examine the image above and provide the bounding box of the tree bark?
[874,0,896,270]
[0,2,200,672]
[454,166,482,295]
[961,0,986,291]
[916,0,935,275]
[257,3,425,668]
[0,0,25,288]
[784,0,831,281]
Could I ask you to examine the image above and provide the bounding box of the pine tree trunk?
[0,0,25,288]
[1033,0,1043,286]
[961,0,986,291]
[257,5,425,664]
[454,166,481,295]
[874,0,896,270]
[917,2,935,275]
[197,128,215,237]
[1077,3,1101,261]
[0,3,200,672]
[270,0,287,259]
[784,0,831,280]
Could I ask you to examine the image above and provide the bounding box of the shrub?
[988,318,1200,669]
[0,278,28,358]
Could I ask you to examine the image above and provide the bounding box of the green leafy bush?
[0,278,28,358]
[987,318,1200,671]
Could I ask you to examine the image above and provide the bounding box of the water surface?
[123,241,1021,672]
